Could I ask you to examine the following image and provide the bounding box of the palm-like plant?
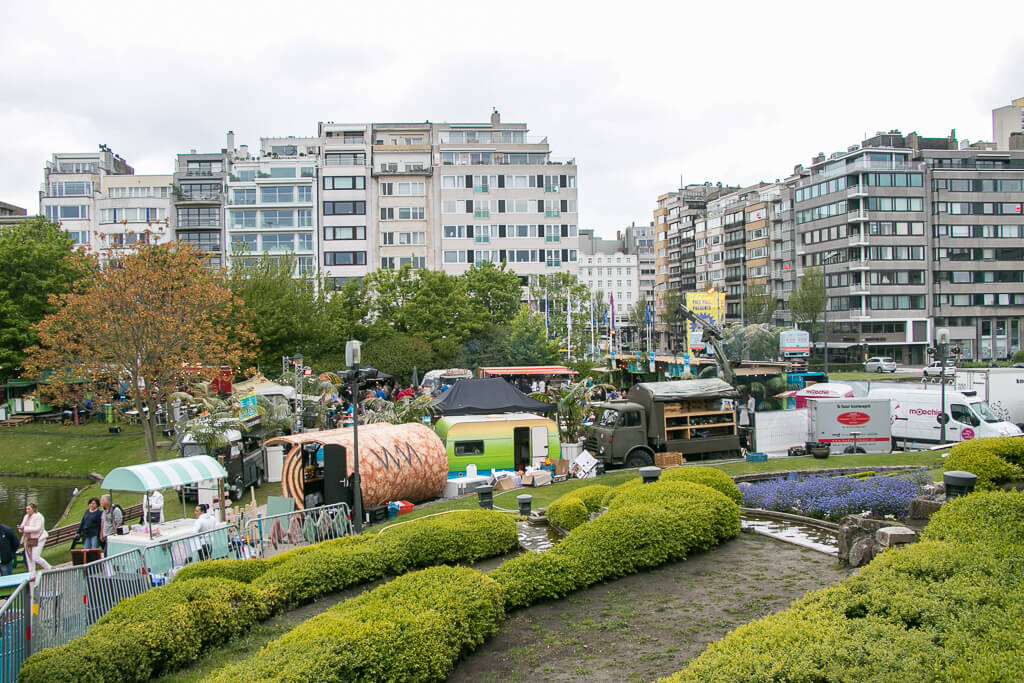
[361,394,434,425]
[168,390,249,456]
[530,379,614,443]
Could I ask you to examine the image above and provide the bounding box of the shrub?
[606,480,740,544]
[173,558,269,584]
[600,477,643,507]
[946,442,1024,490]
[208,566,506,682]
[568,484,612,512]
[741,471,932,522]
[488,552,585,610]
[20,577,271,683]
[660,489,1024,681]
[374,509,518,573]
[545,496,588,530]
[661,466,743,503]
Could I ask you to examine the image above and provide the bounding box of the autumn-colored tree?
[24,243,256,461]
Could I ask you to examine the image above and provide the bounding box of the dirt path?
[450,532,854,683]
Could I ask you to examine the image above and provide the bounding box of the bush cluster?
[209,566,506,682]
[544,484,611,531]
[741,471,932,522]
[492,479,740,610]
[946,438,1024,489]
[660,466,743,503]
[20,510,517,682]
[661,491,1024,681]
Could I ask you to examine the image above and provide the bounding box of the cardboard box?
[493,476,517,492]
[569,452,599,479]
[655,452,684,468]
[553,459,569,476]
[521,470,552,487]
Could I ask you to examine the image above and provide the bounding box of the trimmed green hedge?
[20,510,517,682]
[661,491,1024,681]
[545,496,589,530]
[568,484,612,512]
[492,478,740,610]
[600,477,643,507]
[20,577,274,683]
[660,466,743,503]
[946,439,1024,490]
[208,566,506,682]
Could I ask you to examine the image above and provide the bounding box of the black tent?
[429,378,555,416]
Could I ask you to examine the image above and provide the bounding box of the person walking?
[0,522,19,576]
[18,503,52,578]
[99,494,122,554]
[76,497,103,550]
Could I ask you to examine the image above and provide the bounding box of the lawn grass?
[0,422,156,477]
[827,371,922,382]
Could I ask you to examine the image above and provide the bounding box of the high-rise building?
[318,123,372,289]
[0,201,28,228]
[172,140,231,268]
[993,96,1024,150]
[96,173,173,251]
[578,228,641,344]
[371,123,433,272]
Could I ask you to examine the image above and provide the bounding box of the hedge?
[567,484,612,512]
[660,466,743,503]
[492,478,740,610]
[946,439,1024,490]
[545,496,589,530]
[660,491,1024,681]
[20,509,517,682]
[208,566,506,682]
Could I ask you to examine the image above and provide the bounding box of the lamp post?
[346,341,364,533]
[291,349,303,433]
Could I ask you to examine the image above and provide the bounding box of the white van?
[868,386,1022,445]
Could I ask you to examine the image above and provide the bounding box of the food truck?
[433,413,561,477]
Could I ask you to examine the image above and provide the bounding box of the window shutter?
[499,249,507,261]
[465,174,473,188]
[561,224,568,237]
[465,200,473,214]
[467,249,474,262]
[560,174,567,188]
[497,175,505,188]
[560,199,568,212]
[466,225,474,238]
[498,199,506,213]
[538,200,545,214]
[498,224,507,238]
[536,174,543,187]
[561,249,569,262]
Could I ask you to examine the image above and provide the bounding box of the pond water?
[740,512,839,555]
[0,476,88,529]
[517,520,564,552]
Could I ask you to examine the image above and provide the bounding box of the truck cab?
[178,421,266,501]
[585,401,652,467]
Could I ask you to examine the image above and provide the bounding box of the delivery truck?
[584,378,742,466]
[954,368,1024,430]
[806,398,892,454]
[868,386,1022,445]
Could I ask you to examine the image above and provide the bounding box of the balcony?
[808,158,922,182]
[545,210,560,217]
[176,192,223,203]
[177,219,221,228]
[847,185,868,198]
[847,209,869,222]
[183,169,219,177]
[544,186,559,193]
[473,185,490,193]
[545,234,560,243]
[848,234,869,246]
[371,166,431,177]
[474,210,490,219]
[848,260,870,270]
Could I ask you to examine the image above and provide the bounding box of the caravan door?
[531,425,549,467]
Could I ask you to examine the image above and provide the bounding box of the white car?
[864,357,897,373]
[923,360,956,377]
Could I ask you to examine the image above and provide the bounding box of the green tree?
[789,267,825,337]
[453,324,510,369]
[659,291,688,352]
[463,262,523,324]
[362,265,417,337]
[723,323,781,361]
[362,334,436,385]
[404,269,486,363]
[0,217,93,371]
[628,297,652,350]
[742,282,778,325]
[503,306,560,366]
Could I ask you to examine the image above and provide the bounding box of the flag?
[610,293,615,331]
[545,289,550,337]
[645,301,652,325]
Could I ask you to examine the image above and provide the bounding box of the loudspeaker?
[322,444,350,506]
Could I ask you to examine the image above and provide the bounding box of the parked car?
[864,357,897,373]
[923,360,956,377]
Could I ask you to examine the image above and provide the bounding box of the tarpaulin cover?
[429,378,555,415]
[627,378,739,402]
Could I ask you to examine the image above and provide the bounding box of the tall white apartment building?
[371,124,433,271]
[317,123,372,290]
[225,136,318,276]
[97,174,173,251]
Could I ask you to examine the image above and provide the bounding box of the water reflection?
[740,513,839,555]
[0,477,87,528]
[517,521,564,552]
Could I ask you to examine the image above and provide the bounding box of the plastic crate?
[745,452,768,463]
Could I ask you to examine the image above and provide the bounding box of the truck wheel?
[255,472,264,489]
[626,450,654,468]
[229,487,242,502]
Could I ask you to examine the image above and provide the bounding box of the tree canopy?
[789,267,825,336]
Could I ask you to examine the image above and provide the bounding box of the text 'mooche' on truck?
[584,378,742,467]
[868,386,1022,445]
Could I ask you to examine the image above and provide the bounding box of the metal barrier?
[139,524,247,580]
[29,549,150,653]
[0,580,31,682]
[245,502,352,559]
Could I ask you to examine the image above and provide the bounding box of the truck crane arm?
[677,304,735,385]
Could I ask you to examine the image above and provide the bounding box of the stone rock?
[838,514,904,565]
[907,496,945,524]
[876,526,917,547]
[848,537,877,567]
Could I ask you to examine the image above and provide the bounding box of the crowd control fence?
[244,502,352,560]
[0,580,31,682]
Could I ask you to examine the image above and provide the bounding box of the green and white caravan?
[433,413,561,478]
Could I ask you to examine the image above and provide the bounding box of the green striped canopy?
[101,456,227,492]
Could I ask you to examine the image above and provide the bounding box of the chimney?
[226,130,235,152]
[490,108,500,126]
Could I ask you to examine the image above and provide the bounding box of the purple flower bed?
[741,471,932,522]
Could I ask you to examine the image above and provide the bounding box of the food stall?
[100,456,233,574]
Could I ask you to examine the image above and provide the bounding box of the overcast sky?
[2,0,1020,238]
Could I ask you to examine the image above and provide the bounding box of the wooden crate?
[655,452,684,468]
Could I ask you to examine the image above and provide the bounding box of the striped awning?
[100,455,227,492]
[477,366,577,377]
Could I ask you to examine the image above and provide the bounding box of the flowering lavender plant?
[741,471,932,522]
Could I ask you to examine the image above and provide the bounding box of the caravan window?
[181,444,207,457]
[454,440,485,457]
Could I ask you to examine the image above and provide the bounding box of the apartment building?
[225,136,318,276]
[0,201,27,228]
[318,123,372,289]
[96,174,173,251]
[371,123,433,272]
[578,228,641,342]
[172,142,230,268]
[623,224,656,302]
[993,96,1024,150]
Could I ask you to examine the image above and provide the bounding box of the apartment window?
[381,256,395,269]
[397,207,425,220]
[324,153,366,166]
[186,161,222,176]
[298,209,312,227]
[269,167,295,178]
[397,181,424,195]
[868,221,924,236]
[261,233,295,252]
[232,188,256,204]
[235,169,256,181]
[323,226,365,241]
[866,197,924,212]
[297,256,314,275]
[67,231,88,245]
[57,162,97,174]
[49,181,92,196]
[176,207,219,226]
[323,201,365,215]
[323,176,365,190]
[441,175,465,189]
[99,208,167,223]
[380,208,393,220]
[324,251,366,266]
[231,210,257,228]
[177,230,221,251]
[398,231,425,245]
[380,182,394,196]
[400,256,426,268]
[261,186,294,203]
[297,186,312,202]
[324,276,361,290]
[865,172,923,187]
[231,234,258,253]
[179,183,219,200]
[261,210,294,227]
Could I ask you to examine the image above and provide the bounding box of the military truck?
[584,378,742,466]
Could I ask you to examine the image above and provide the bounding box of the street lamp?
[291,349,304,433]
[345,340,364,534]
[820,251,842,376]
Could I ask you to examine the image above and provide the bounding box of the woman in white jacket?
[18,502,52,578]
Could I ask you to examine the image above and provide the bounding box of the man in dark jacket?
[0,522,20,575]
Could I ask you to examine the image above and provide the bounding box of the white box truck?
[806,398,892,454]
[868,386,1022,446]
[954,368,1024,430]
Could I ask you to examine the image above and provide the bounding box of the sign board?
[685,291,726,353]
[779,329,811,357]
[648,351,655,373]
[238,393,259,420]
[807,398,892,454]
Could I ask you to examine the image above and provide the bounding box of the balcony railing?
[176,192,222,202]
[545,234,560,243]
[473,185,489,193]
[474,210,490,218]
[847,209,869,222]
[176,218,221,227]
[371,167,431,177]
[183,169,219,177]
[544,186,559,193]
[545,210,560,217]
